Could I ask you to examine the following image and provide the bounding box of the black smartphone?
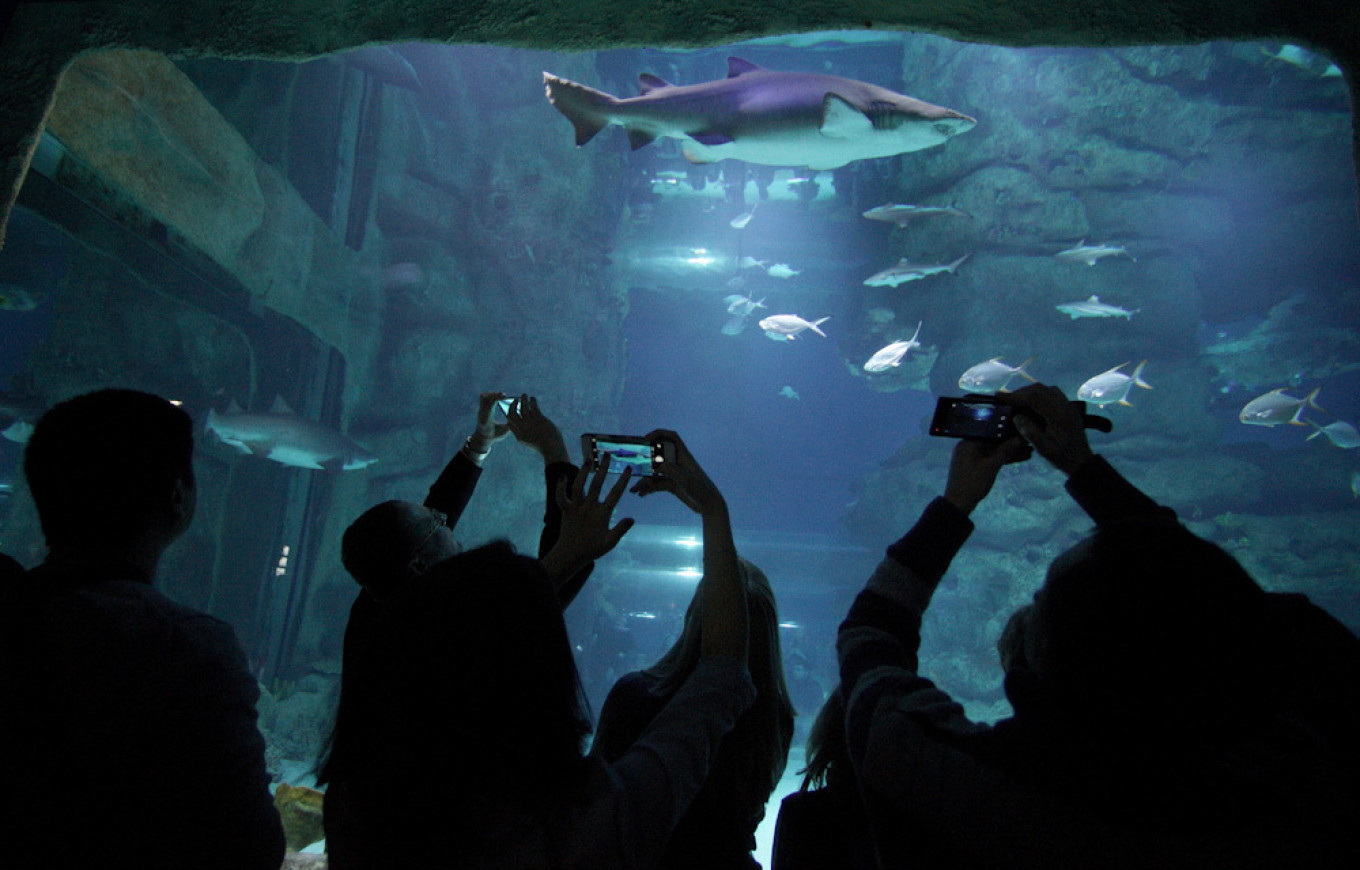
[929,396,1019,441]
[494,396,517,419]
[581,434,677,476]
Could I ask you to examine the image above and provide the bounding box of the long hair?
[647,558,795,807]
[799,686,847,792]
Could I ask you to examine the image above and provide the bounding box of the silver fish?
[861,203,972,227]
[544,57,975,170]
[1055,295,1138,320]
[1055,239,1136,266]
[1307,420,1360,449]
[958,356,1037,394]
[864,322,923,373]
[759,314,830,341]
[767,263,800,279]
[1239,387,1322,427]
[723,294,767,316]
[1077,361,1152,406]
[206,398,378,471]
[729,200,758,229]
[778,386,801,400]
[863,254,968,287]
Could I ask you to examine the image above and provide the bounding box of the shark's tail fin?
[543,72,619,146]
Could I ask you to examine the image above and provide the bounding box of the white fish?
[723,294,767,316]
[1239,387,1322,427]
[1307,420,1360,449]
[1077,361,1152,407]
[1055,295,1138,320]
[861,203,971,227]
[958,356,1037,394]
[778,386,801,400]
[863,254,968,287]
[759,314,830,341]
[739,256,768,270]
[730,200,758,229]
[1055,239,1136,266]
[767,263,800,279]
[206,397,378,470]
[720,315,749,336]
[864,322,923,373]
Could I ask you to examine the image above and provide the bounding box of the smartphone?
[494,396,517,419]
[581,433,676,476]
[929,396,1019,441]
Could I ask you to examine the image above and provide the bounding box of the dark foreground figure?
[0,389,283,869]
[837,384,1360,869]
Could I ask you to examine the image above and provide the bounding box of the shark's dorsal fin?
[682,146,716,165]
[726,57,764,78]
[1087,295,1101,302]
[628,129,658,150]
[226,399,244,414]
[638,73,672,95]
[269,395,296,416]
[820,93,872,139]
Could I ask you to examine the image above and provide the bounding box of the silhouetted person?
[771,687,874,870]
[0,389,283,869]
[591,555,794,870]
[326,434,756,869]
[837,383,1360,868]
[0,552,21,587]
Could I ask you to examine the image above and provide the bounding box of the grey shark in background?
[862,203,972,227]
[544,57,976,170]
[1055,239,1137,266]
[1055,295,1139,320]
[863,254,969,287]
[205,397,378,471]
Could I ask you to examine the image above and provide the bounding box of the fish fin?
[819,93,872,139]
[1016,355,1039,381]
[1306,425,1322,441]
[949,253,969,272]
[543,72,617,146]
[1088,295,1101,302]
[637,73,672,94]
[1132,360,1152,389]
[627,129,658,150]
[726,57,764,77]
[1304,386,1326,413]
[269,395,296,416]
[690,130,734,146]
[681,146,716,164]
[1117,399,1133,407]
[226,399,244,414]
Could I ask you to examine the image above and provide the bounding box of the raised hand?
[469,391,514,453]
[999,384,1094,476]
[629,429,726,516]
[548,457,636,571]
[505,394,569,464]
[943,436,1032,515]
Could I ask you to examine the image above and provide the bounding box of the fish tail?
[810,316,832,337]
[543,72,618,146]
[1016,355,1038,382]
[1132,360,1152,389]
[1304,386,1326,413]
[949,253,970,272]
[1306,421,1322,441]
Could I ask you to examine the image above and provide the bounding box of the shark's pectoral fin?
[637,73,672,95]
[820,94,873,139]
[727,57,764,77]
[627,129,658,150]
[691,130,734,147]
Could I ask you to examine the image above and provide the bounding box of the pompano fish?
[1239,387,1322,427]
[1055,295,1138,320]
[958,356,1037,394]
[730,200,758,229]
[739,256,768,270]
[778,386,801,400]
[759,314,830,341]
[1077,361,1152,406]
[863,254,968,288]
[767,263,800,279]
[544,57,976,170]
[723,294,767,316]
[206,397,378,470]
[864,322,924,373]
[1307,420,1360,449]
[862,203,972,227]
[1055,239,1136,266]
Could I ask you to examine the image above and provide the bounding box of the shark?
[863,254,969,287]
[1055,295,1138,320]
[544,57,976,170]
[1055,240,1137,266]
[205,397,378,471]
[862,203,972,227]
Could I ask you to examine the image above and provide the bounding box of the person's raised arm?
[631,431,746,662]
[426,391,513,520]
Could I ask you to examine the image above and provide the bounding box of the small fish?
[206,397,378,470]
[1307,420,1360,449]
[1239,387,1322,427]
[720,316,748,335]
[864,322,923,373]
[0,284,41,311]
[759,314,830,341]
[778,386,801,400]
[1077,361,1152,407]
[1055,239,1136,266]
[1055,295,1138,320]
[730,200,758,229]
[767,263,800,279]
[1,421,34,443]
[723,294,767,316]
[861,203,972,227]
[739,256,768,270]
[863,254,968,287]
[958,356,1038,394]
